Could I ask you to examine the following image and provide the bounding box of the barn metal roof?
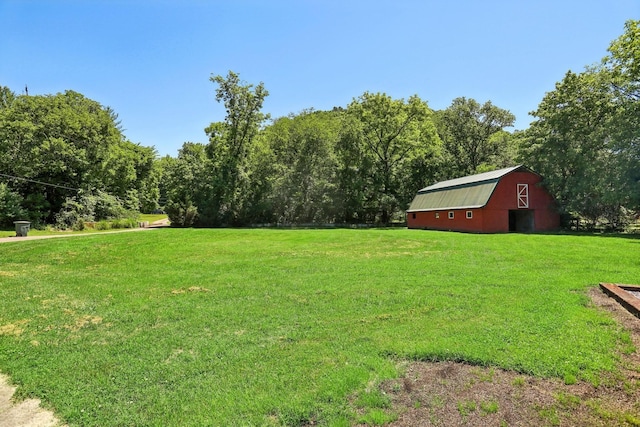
[407,165,526,212]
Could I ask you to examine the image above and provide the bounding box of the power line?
[0,173,81,191]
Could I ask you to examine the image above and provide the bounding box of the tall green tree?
[0,182,27,227]
[163,143,208,226]
[334,113,376,223]
[339,92,441,224]
[263,109,342,223]
[437,97,515,176]
[604,19,640,214]
[237,131,278,224]
[0,86,16,109]
[0,90,127,224]
[606,19,640,100]
[102,141,160,212]
[520,20,640,229]
[519,70,623,227]
[0,88,161,225]
[202,71,269,225]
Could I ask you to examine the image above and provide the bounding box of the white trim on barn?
[517,184,529,208]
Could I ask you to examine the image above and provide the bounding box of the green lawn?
[0,229,638,425]
[138,213,169,224]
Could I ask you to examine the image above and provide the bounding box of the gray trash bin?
[14,221,31,237]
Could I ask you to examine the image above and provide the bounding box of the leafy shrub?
[93,190,126,220]
[166,200,198,227]
[108,218,138,229]
[55,198,92,230]
[95,220,111,230]
[72,218,86,231]
[110,219,125,229]
[0,183,27,228]
[122,190,141,212]
[54,190,139,230]
[123,218,138,229]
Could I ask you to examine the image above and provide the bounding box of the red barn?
[406,165,560,233]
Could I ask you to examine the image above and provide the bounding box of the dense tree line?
[0,89,160,228]
[161,72,515,227]
[162,18,640,230]
[2,21,639,230]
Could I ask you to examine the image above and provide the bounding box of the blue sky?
[1,1,638,157]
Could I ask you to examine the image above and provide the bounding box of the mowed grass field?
[0,228,638,425]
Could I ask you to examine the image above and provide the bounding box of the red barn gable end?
[406,166,560,233]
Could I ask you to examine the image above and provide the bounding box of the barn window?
[466,211,473,219]
[448,211,454,219]
[412,213,416,219]
[517,184,529,208]
[435,212,440,219]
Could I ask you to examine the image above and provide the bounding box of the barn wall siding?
[481,209,509,233]
[488,171,560,232]
[408,209,484,232]
[485,172,543,210]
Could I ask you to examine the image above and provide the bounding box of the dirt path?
[0,374,62,427]
[0,219,169,244]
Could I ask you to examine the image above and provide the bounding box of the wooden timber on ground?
[600,282,640,319]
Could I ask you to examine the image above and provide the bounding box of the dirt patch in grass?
[0,321,28,337]
[0,374,63,427]
[373,287,640,426]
